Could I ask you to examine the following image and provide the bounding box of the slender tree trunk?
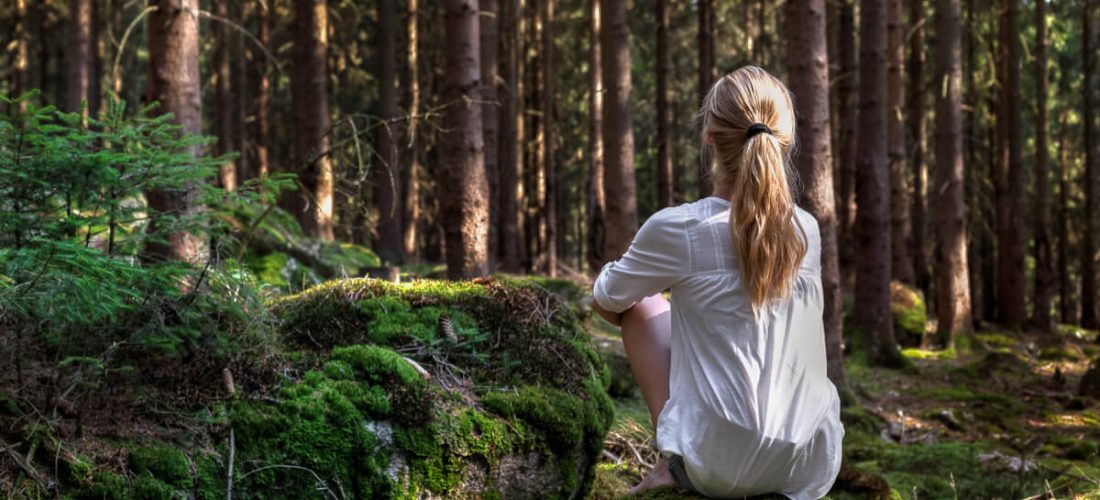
[289,0,335,240]
[374,0,403,263]
[11,0,29,112]
[586,0,606,273]
[254,2,271,181]
[403,0,422,261]
[1058,121,1073,323]
[787,0,846,386]
[66,0,93,117]
[887,0,914,284]
[656,0,672,209]
[601,0,637,260]
[214,0,237,191]
[855,0,903,366]
[908,0,930,299]
[482,0,500,269]
[1084,0,1098,329]
[442,0,490,279]
[933,0,972,345]
[994,0,1027,328]
[144,0,204,263]
[697,0,715,197]
[498,0,521,271]
[542,0,557,276]
[1032,0,1054,331]
[90,0,102,117]
[836,0,858,290]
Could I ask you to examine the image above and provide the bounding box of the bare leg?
[620,294,672,430]
[620,294,676,494]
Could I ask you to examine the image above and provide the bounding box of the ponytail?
[703,67,806,312]
[729,131,806,311]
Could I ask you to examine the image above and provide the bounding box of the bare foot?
[628,457,677,495]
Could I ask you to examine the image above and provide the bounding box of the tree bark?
[497,0,521,272]
[11,0,29,112]
[442,0,490,279]
[376,0,404,264]
[403,0,422,261]
[908,0,930,298]
[1057,121,1073,323]
[656,0,672,209]
[66,0,93,117]
[290,0,335,240]
[144,0,204,263]
[1084,0,1098,329]
[542,0,557,276]
[836,0,858,290]
[855,0,904,367]
[1032,0,1054,332]
[697,0,715,197]
[933,0,973,345]
[482,0,500,269]
[786,0,846,386]
[888,0,914,284]
[994,0,1027,328]
[254,1,271,181]
[586,0,605,273]
[601,0,637,260]
[214,0,237,191]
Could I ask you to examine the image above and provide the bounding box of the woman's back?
[594,197,842,499]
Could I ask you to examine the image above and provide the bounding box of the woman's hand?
[590,298,624,326]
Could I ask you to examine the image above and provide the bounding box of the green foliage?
[130,444,191,489]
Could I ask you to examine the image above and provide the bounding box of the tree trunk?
[697,0,715,197]
[542,0,557,276]
[442,0,490,279]
[403,0,422,261]
[375,0,404,264]
[994,0,1026,328]
[601,0,637,260]
[855,0,903,367]
[656,0,672,209]
[887,0,914,284]
[1084,0,1098,329]
[786,0,846,386]
[482,0,500,269]
[144,0,204,263]
[497,0,521,271]
[1058,121,1074,323]
[586,0,605,273]
[11,0,29,112]
[836,0,858,290]
[254,1,271,181]
[214,0,237,191]
[908,0,930,299]
[66,0,93,117]
[290,0,335,240]
[933,0,973,345]
[1032,0,1054,332]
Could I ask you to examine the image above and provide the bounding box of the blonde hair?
[702,66,806,311]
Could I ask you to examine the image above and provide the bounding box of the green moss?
[132,475,179,499]
[900,347,956,360]
[74,472,129,500]
[129,444,191,489]
[890,282,927,347]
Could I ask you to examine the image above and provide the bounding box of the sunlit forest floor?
[576,286,1100,499]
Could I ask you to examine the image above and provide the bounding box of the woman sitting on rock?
[591,65,843,500]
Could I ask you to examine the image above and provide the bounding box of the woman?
[591,66,843,499]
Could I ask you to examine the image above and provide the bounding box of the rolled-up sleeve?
[593,207,690,313]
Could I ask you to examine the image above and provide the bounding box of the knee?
[623,294,670,323]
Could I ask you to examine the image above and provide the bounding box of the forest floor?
[579,295,1100,499]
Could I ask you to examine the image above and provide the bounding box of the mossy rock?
[237,277,615,499]
[890,281,927,348]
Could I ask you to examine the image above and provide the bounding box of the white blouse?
[593,197,843,500]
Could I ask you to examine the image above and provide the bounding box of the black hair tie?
[746,123,772,139]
